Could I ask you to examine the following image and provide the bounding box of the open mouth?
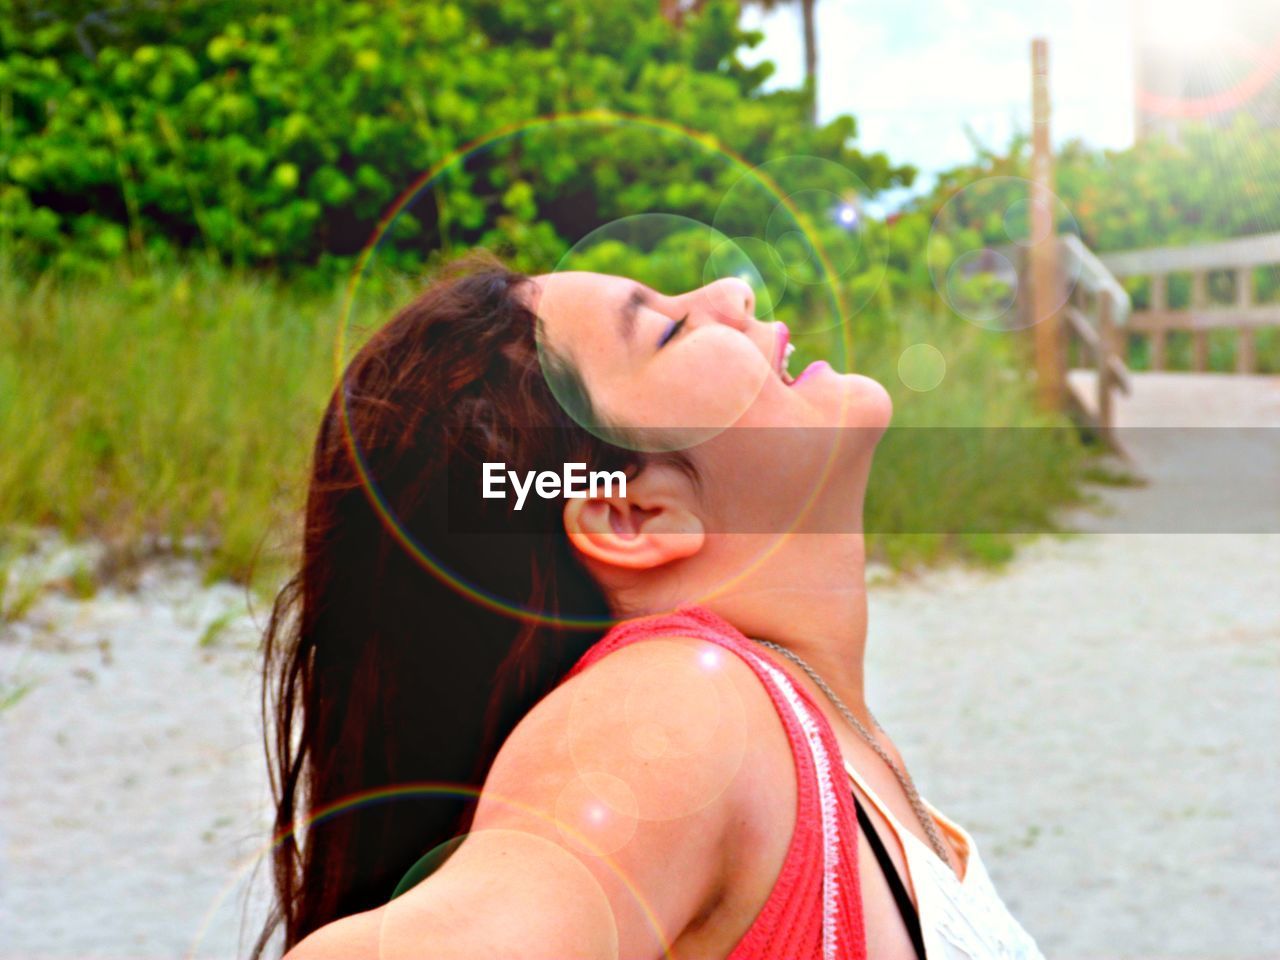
[775,324,796,385]
[774,322,831,388]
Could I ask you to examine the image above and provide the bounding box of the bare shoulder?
[472,632,793,952]
[482,633,789,828]
[285,635,799,960]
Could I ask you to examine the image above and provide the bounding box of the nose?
[698,277,756,330]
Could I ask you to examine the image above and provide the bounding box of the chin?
[831,372,893,434]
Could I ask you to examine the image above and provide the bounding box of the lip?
[791,359,830,387]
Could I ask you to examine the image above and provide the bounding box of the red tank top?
[560,605,867,960]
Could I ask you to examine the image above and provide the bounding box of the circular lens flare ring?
[714,154,883,332]
[927,175,1079,331]
[333,111,855,627]
[543,213,776,452]
[185,781,680,960]
[1135,34,1280,119]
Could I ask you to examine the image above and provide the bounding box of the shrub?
[1,0,913,278]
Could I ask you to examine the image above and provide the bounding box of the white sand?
[3,489,1277,957]
[1,550,275,959]
[866,530,1280,959]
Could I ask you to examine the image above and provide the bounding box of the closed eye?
[657,314,689,349]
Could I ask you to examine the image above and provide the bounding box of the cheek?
[687,336,775,410]
[627,347,769,432]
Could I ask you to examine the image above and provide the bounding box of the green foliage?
[0,557,40,622]
[917,119,1280,371]
[1,0,912,278]
[0,1,1091,580]
[849,300,1087,566]
[1056,121,1280,251]
[69,559,98,599]
[0,677,35,713]
[0,251,1088,583]
[0,256,411,584]
[921,118,1280,254]
[197,608,239,647]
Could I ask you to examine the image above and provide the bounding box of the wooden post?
[1029,38,1062,411]
[1098,290,1115,440]
[1190,269,1209,371]
[1236,266,1256,373]
[1150,274,1167,370]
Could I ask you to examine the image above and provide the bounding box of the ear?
[562,468,705,571]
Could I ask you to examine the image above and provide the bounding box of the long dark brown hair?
[255,255,672,955]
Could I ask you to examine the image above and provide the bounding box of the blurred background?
[0,1,1277,957]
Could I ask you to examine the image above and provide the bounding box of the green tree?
[740,0,818,124]
[1,0,904,278]
[918,118,1280,253]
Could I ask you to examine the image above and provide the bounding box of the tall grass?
[835,302,1090,567]
[0,259,1090,590]
[0,259,412,585]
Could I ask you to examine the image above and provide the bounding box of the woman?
[259,254,1045,959]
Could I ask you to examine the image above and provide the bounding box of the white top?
[845,761,1047,960]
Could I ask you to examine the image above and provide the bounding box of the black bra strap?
[853,791,927,960]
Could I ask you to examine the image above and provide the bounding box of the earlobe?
[563,496,705,570]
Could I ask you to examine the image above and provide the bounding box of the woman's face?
[527,271,892,533]
[529,272,889,433]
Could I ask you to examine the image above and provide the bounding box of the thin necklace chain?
[749,637,955,867]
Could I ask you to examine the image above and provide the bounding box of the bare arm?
[285,636,754,959]
[287,828,620,959]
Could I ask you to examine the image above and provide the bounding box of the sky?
[738,0,1138,209]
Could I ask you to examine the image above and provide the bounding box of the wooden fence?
[1099,231,1280,374]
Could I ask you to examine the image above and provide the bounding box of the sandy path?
[1,552,275,959]
[3,508,1277,957]
[867,530,1279,959]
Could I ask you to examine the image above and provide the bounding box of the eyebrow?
[618,285,652,345]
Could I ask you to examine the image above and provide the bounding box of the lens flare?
[927,175,1079,331]
[554,771,640,856]
[186,782,678,959]
[714,154,883,334]
[332,112,856,627]
[540,213,774,452]
[897,343,948,392]
[565,639,748,821]
[1136,25,1280,119]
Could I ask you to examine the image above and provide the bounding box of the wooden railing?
[983,230,1279,447]
[1058,234,1132,444]
[1099,231,1280,373]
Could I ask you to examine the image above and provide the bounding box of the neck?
[670,531,874,727]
